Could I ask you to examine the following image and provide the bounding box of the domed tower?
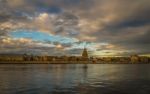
[82,48,88,58]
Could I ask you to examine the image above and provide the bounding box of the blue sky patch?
[10,29,78,44]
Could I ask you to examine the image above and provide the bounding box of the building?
[81,48,89,61]
[130,55,140,63]
[82,48,88,58]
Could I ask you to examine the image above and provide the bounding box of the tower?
[82,48,88,58]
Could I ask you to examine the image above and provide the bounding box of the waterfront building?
[81,48,89,62]
[82,48,88,58]
[130,55,140,63]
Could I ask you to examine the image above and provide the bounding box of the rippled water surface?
[0,64,150,94]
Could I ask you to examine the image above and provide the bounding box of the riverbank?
[0,61,149,64]
[0,61,92,64]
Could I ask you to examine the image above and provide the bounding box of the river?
[0,64,150,94]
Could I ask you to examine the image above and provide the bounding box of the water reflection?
[0,64,150,94]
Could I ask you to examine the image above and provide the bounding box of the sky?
[0,0,150,56]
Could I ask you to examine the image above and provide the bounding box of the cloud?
[0,0,149,56]
[0,36,55,55]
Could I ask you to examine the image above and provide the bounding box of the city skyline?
[0,0,150,56]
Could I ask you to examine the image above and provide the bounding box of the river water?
[0,64,150,94]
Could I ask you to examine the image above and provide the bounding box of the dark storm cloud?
[0,29,8,37]
[0,13,11,22]
[113,28,150,52]
[106,7,150,29]
[52,12,79,37]
[55,12,78,26]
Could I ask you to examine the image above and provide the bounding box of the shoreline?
[0,61,149,64]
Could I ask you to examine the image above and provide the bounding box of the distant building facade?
[82,48,88,58]
[130,55,140,63]
[81,48,89,61]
